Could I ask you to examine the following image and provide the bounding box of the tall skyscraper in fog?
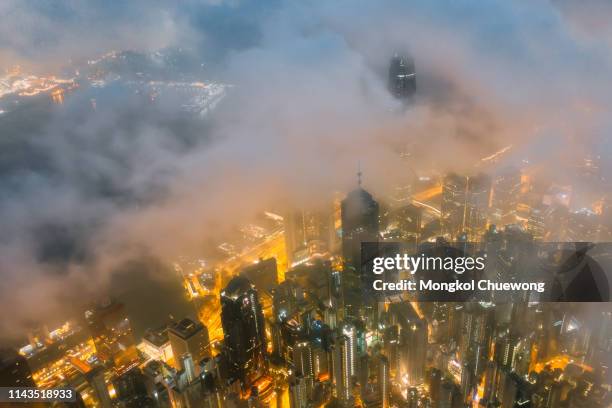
[442,173,491,240]
[220,276,267,389]
[168,317,210,375]
[388,54,416,100]
[240,258,278,293]
[341,172,379,275]
[465,173,491,241]
[284,208,334,267]
[490,167,521,226]
[388,302,427,385]
[441,173,468,239]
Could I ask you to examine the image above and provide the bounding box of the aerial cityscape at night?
[0,1,611,407]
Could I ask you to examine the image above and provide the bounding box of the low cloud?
[0,0,611,339]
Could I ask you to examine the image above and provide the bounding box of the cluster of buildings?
[1,55,611,408]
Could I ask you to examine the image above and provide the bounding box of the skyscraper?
[332,333,354,406]
[341,172,379,278]
[289,374,311,408]
[341,323,358,378]
[85,299,139,373]
[220,276,267,389]
[442,173,491,241]
[293,341,314,379]
[490,168,521,226]
[168,317,210,375]
[388,302,427,385]
[388,54,416,100]
[86,366,113,408]
[465,173,491,241]
[441,173,468,239]
[284,207,334,267]
[112,367,154,407]
[240,258,278,294]
[377,354,390,408]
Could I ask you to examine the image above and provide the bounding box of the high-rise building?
[284,208,334,267]
[441,173,491,241]
[85,299,139,372]
[341,323,358,378]
[428,368,442,404]
[388,54,416,100]
[490,168,521,226]
[168,318,210,376]
[441,174,468,239]
[112,367,154,407]
[386,203,422,243]
[527,205,547,241]
[407,387,419,408]
[341,173,379,278]
[377,354,390,408]
[240,258,278,294]
[0,348,35,387]
[293,341,314,378]
[86,366,113,408]
[387,302,427,385]
[289,374,311,408]
[141,326,173,362]
[332,333,354,406]
[465,174,491,241]
[221,276,267,389]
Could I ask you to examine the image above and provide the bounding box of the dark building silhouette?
[220,276,267,389]
[112,367,155,408]
[0,348,35,387]
[240,258,278,294]
[387,302,427,386]
[86,366,113,408]
[388,54,416,100]
[341,172,380,276]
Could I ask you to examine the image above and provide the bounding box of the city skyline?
[0,1,611,407]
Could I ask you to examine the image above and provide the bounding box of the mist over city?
[0,1,611,408]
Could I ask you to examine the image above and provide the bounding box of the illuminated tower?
[284,208,334,267]
[341,323,358,377]
[490,168,521,226]
[377,354,390,408]
[168,317,210,375]
[441,173,468,239]
[220,276,267,389]
[388,54,416,100]
[0,348,35,387]
[341,170,379,277]
[465,173,491,241]
[332,333,354,406]
[293,341,314,379]
[527,205,547,241]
